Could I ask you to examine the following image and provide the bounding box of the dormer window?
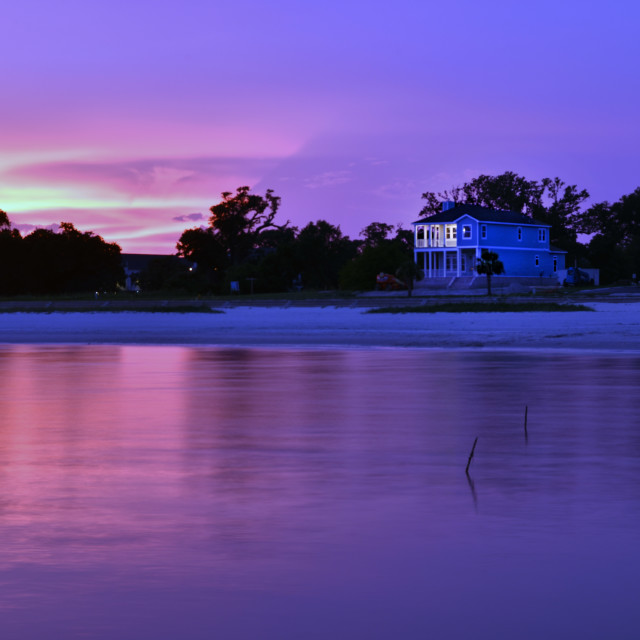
[517,227,522,241]
[538,228,547,242]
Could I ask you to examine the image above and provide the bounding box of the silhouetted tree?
[21,223,122,294]
[577,187,640,283]
[295,220,357,289]
[339,223,413,290]
[0,210,24,294]
[176,227,227,290]
[176,186,288,292]
[209,186,286,265]
[139,256,196,292]
[420,171,588,261]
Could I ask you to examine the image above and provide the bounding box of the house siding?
[412,204,565,280]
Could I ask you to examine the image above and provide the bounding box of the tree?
[208,186,286,266]
[139,256,195,292]
[576,187,640,283]
[395,260,423,297]
[339,223,413,290]
[361,222,395,249]
[176,186,288,292]
[476,251,504,296]
[0,210,24,294]
[176,227,227,290]
[22,223,122,294]
[252,227,299,292]
[419,171,588,259]
[295,220,357,289]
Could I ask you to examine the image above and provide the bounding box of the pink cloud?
[6,156,282,201]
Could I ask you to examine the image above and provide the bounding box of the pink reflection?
[0,346,640,639]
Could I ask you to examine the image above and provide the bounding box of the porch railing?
[415,239,446,248]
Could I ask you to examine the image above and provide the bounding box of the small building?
[412,202,566,280]
[120,253,195,291]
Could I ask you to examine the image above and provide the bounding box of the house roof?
[412,203,548,226]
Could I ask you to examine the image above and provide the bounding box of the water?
[0,345,639,639]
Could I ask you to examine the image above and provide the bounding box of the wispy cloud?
[172,213,206,222]
[304,170,352,189]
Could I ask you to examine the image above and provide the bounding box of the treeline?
[0,211,122,295]
[420,172,640,284]
[3,171,640,296]
[159,186,415,294]
[163,175,640,292]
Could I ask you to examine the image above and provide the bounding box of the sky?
[1,0,639,253]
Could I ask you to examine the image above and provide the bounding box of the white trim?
[414,245,561,253]
[412,218,550,228]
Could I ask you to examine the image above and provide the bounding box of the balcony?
[415,238,453,248]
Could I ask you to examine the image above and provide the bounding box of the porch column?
[457,249,461,277]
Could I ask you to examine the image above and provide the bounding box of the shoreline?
[0,302,639,352]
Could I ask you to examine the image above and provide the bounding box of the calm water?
[0,345,639,639]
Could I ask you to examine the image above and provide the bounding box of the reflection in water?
[0,345,639,639]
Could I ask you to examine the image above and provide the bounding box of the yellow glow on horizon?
[0,189,210,214]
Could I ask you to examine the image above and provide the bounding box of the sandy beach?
[0,301,638,351]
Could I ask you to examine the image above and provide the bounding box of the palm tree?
[476,251,504,296]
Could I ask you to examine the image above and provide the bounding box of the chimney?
[442,201,455,212]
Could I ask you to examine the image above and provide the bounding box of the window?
[553,257,557,272]
[481,225,487,239]
[517,227,522,241]
[446,225,457,240]
[535,255,539,267]
[538,228,546,242]
[462,225,471,239]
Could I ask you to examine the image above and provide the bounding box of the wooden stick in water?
[466,437,478,475]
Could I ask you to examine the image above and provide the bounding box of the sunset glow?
[2,0,639,252]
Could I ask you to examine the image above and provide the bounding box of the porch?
[415,248,478,278]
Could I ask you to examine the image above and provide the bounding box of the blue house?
[413,202,566,280]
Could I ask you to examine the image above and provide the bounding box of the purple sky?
[2,0,639,253]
